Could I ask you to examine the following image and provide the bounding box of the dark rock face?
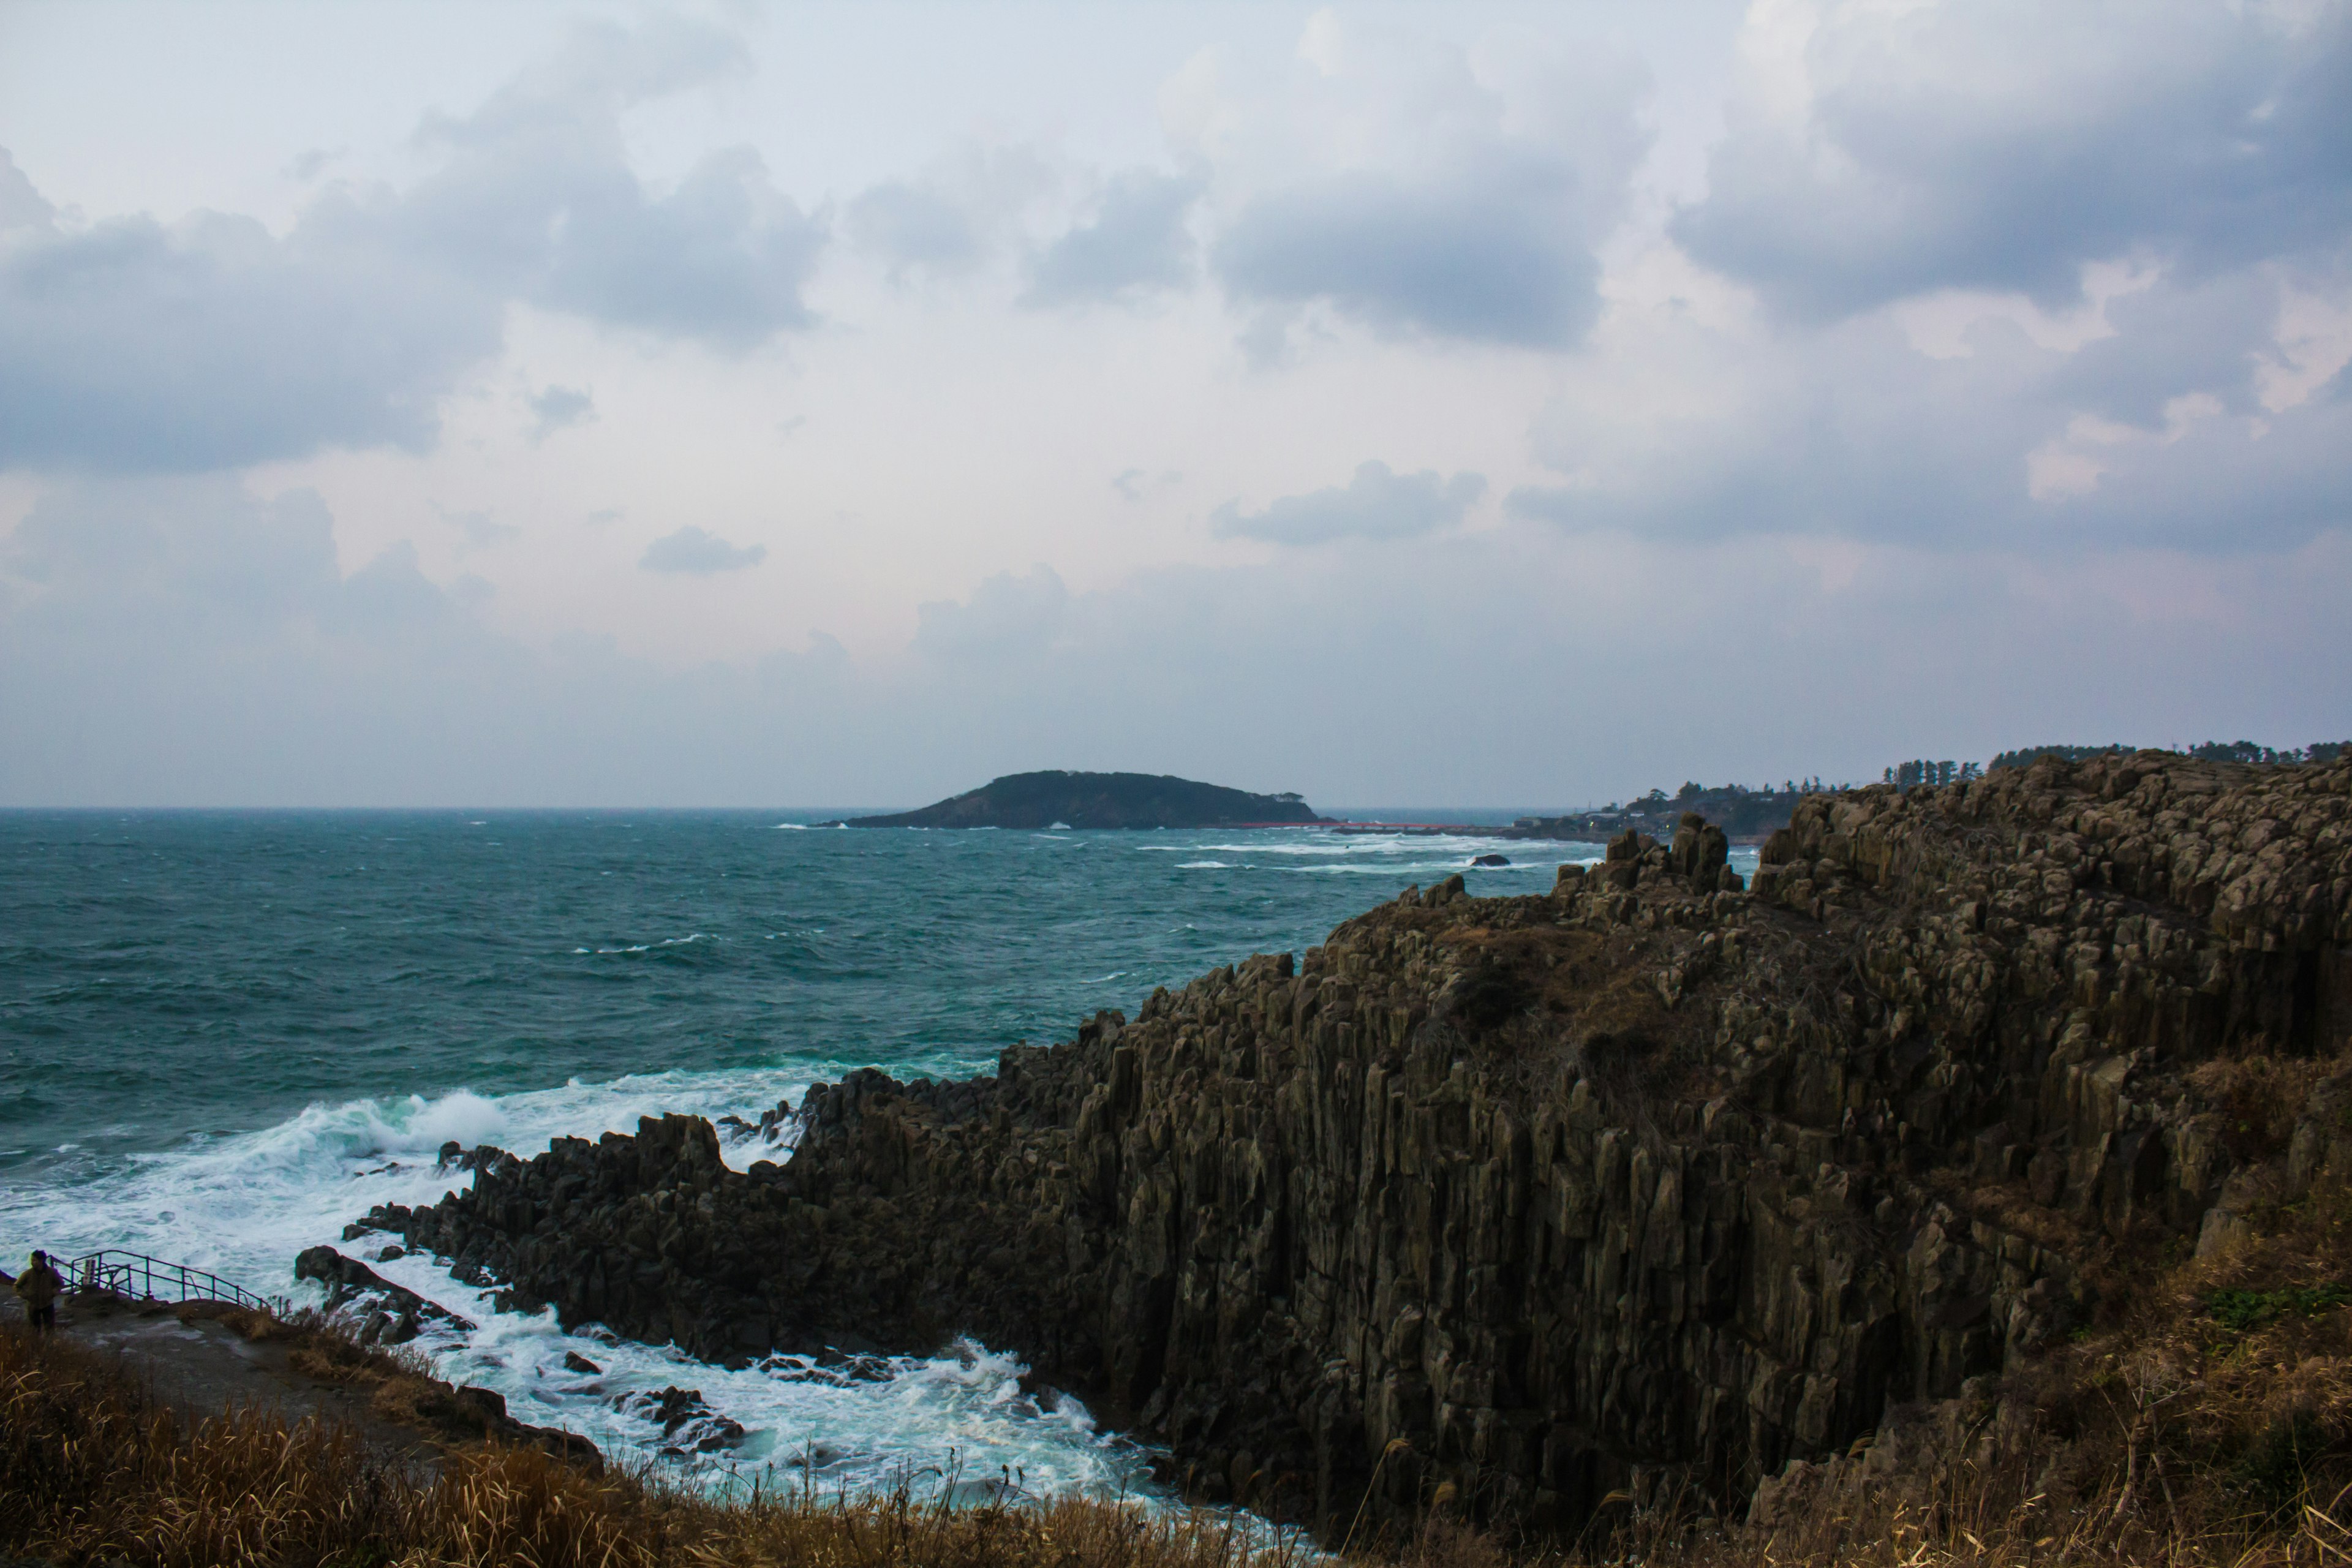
[359,753,2352,1536]
[293,1244,475,1345]
[839,770,1329,829]
[613,1385,747,1455]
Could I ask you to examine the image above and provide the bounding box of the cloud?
[0,149,53,230]
[913,565,1069,662]
[1216,167,1602,349]
[2,475,341,620]
[847,182,982,276]
[639,525,767,575]
[845,144,1053,281]
[0,17,824,476]
[1113,468,1182,501]
[527,384,595,440]
[1673,2,2352,320]
[1023,168,1200,307]
[442,507,520,549]
[1193,18,1651,353]
[0,200,505,472]
[391,18,823,345]
[1507,268,2352,554]
[1213,461,1485,545]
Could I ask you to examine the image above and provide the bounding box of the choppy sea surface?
[0,810,1755,1498]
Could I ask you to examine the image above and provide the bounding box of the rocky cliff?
[349,752,2352,1537]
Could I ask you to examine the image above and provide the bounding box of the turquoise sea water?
[0,811,1753,1494]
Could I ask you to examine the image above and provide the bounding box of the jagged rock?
[294,1245,475,1344]
[353,753,2352,1539]
[563,1350,601,1374]
[613,1385,746,1453]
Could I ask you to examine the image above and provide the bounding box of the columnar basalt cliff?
[348,753,2352,1536]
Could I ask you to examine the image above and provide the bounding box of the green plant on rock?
[2204,1283,2351,1332]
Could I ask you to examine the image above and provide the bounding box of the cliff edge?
[352,751,2352,1538]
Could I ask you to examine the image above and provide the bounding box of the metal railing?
[62,1250,271,1312]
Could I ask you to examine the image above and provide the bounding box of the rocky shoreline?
[340,752,2350,1539]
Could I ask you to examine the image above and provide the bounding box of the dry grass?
[12,1182,2352,1566]
[2188,1052,2337,1164]
[0,1322,1319,1568]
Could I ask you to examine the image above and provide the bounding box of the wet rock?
[614,1385,746,1453]
[1470,854,1510,867]
[294,1245,474,1344]
[563,1351,602,1374]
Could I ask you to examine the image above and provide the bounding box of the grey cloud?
[846,145,1053,280]
[284,148,339,182]
[527,384,595,440]
[913,565,1068,662]
[0,149,53,230]
[639,526,766,575]
[388,22,821,345]
[1674,2,2352,318]
[340,540,466,633]
[2,476,339,620]
[0,17,825,475]
[443,507,519,549]
[1023,170,1199,307]
[1213,462,1485,545]
[531,146,821,340]
[1113,468,1181,501]
[0,203,503,471]
[1215,165,1600,349]
[2048,271,2280,428]
[1509,275,2352,554]
[848,182,982,275]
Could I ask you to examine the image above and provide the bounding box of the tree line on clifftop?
[1517,736,2352,845]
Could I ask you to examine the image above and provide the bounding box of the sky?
[1,0,2346,809]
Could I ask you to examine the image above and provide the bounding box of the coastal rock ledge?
[353,752,2352,1537]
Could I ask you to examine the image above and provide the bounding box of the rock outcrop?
[351,752,2352,1537]
[294,1243,476,1346]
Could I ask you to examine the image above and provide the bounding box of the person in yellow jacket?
[14,1250,63,1332]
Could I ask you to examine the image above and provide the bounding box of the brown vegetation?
[0,1318,1321,1568]
[12,1173,2352,1568]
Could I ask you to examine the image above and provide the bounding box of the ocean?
[0,810,1757,1498]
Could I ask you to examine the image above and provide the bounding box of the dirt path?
[51,1292,443,1470]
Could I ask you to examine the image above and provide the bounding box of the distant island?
[834,771,1330,829]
